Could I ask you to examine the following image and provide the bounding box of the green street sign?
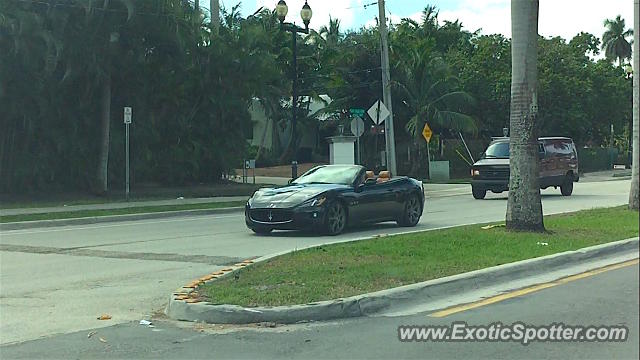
[350,108,365,116]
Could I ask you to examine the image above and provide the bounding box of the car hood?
[473,158,510,167]
[249,183,348,208]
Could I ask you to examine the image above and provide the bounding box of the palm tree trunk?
[96,73,111,194]
[629,0,639,210]
[506,0,544,232]
[210,0,220,34]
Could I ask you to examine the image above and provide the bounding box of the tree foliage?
[0,2,632,193]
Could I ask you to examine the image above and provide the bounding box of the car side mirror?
[288,178,294,184]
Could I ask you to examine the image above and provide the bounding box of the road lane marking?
[429,258,639,318]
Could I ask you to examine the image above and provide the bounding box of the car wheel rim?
[407,197,420,224]
[328,204,345,233]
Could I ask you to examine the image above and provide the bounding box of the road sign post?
[124,107,132,201]
[350,115,365,164]
[422,123,433,180]
[367,100,390,169]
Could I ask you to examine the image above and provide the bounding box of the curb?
[165,237,639,324]
[0,206,245,230]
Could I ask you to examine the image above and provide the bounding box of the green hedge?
[577,147,617,172]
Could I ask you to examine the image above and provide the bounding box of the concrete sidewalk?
[0,196,249,217]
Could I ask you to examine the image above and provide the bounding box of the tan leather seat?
[365,171,375,180]
[376,170,391,183]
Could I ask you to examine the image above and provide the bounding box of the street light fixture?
[625,64,634,169]
[276,0,312,179]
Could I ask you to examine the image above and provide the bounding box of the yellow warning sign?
[422,123,433,143]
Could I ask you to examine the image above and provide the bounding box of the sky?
[209,0,634,41]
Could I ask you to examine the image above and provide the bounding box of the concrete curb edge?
[165,237,639,324]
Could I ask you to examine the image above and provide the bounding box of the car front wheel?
[325,201,347,235]
[251,227,273,235]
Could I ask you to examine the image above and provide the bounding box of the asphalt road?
[0,180,633,346]
[1,262,637,359]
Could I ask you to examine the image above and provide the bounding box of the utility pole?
[378,0,397,175]
[210,0,220,34]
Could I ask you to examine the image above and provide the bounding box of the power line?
[345,1,378,10]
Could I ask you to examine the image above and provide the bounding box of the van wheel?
[560,178,573,196]
[472,186,486,200]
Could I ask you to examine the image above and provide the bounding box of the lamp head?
[300,1,312,28]
[276,0,288,23]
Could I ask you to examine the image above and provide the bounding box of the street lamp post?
[276,0,312,179]
[625,64,633,169]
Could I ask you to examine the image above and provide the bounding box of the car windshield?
[483,142,510,158]
[292,166,361,185]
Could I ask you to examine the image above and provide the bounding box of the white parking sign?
[124,107,132,124]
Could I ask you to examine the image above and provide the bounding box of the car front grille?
[249,209,293,224]
[480,167,510,180]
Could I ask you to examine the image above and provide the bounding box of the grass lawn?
[0,182,262,209]
[201,206,639,307]
[0,201,246,223]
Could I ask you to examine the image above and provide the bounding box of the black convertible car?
[245,165,425,235]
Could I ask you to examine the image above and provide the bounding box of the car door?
[366,179,403,221]
[350,181,383,223]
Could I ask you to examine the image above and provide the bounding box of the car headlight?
[300,195,327,207]
[472,169,480,177]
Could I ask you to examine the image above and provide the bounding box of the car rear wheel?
[325,201,347,236]
[472,186,487,200]
[560,177,573,196]
[251,227,273,235]
[398,195,422,227]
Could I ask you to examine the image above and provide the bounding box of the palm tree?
[393,49,475,176]
[629,1,639,210]
[210,0,220,34]
[602,15,633,67]
[0,2,62,191]
[506,0,544,232]
[73,0,134,194]
[318,17,341,47]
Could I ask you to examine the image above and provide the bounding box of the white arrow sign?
[367,100,390,125]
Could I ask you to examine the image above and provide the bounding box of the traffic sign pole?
[356,121,360,164]
[125,123,130,200]
[426,140,430,180]
[350,114,365,165]
[124,107,132,201]
[422,123,433,180]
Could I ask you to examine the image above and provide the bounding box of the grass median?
[201,206,639,307]
[0,201,246,223]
